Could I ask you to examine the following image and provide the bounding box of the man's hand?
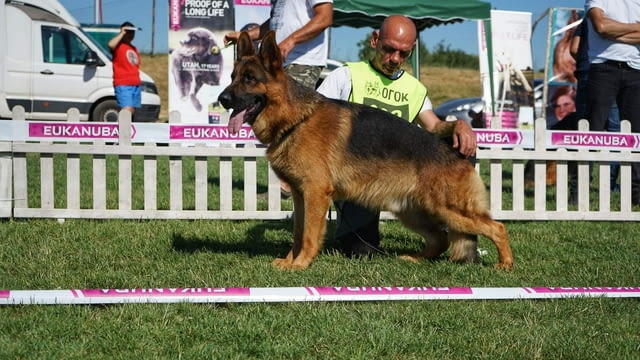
[416,110,477,157]
[278,37,296,61]
[223,31,240,47]
[451,120,477,157]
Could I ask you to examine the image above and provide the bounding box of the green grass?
[1,218,639,359]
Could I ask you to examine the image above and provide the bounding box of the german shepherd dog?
[218,31,513,270]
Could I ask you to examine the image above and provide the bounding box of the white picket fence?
[1,107,639,221]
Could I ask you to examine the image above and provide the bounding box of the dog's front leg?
[273,189,305,268]
[272,187,330,270]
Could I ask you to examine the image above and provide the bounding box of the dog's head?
[218,30,284,134]
[180,28,221,60]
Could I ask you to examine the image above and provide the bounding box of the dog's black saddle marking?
[337,101,457,164]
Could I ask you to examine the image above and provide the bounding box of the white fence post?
[118,110,133,211]
[0,129,11,218]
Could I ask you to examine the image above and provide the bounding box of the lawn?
[1,218,639,359]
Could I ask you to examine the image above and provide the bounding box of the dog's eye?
[210,46,220,55]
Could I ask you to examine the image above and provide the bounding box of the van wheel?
[92,100,119,122]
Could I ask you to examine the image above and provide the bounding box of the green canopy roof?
[332,0,491,31]
[331,0,495,114]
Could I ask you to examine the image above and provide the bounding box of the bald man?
[318,15,478,258]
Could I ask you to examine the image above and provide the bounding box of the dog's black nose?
[218,91,232,109]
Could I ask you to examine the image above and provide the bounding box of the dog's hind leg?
[448,230,480,264]
[442,210,513,270]
[395,209,449,263]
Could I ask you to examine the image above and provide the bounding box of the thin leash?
[331,202,391,257]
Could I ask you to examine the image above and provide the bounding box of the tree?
[426,40,479,69]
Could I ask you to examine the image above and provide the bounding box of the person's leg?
[115,85,140,119]
[334,200,381,257]
[607,102,620,191]
[617,67,640,204]
[585,64,620,132]
[574,70,589,120]
[284,64,323,90]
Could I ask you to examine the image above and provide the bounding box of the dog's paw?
[494,261,514,271]
[271,258,301,270]
[398,255,421,263]
[272,258,310,270]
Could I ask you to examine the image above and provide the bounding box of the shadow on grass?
[171,220,294,258]
[169,218,455,264]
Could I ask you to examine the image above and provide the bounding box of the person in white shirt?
[584,0,640,204]
[224,0,333,89]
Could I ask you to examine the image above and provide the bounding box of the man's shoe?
[337,234,381,258]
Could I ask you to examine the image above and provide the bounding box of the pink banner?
[313,287,473,295]
[550,132,640,149]
[475,129,524,146]
[28,122,136,140]
[235,0,270,5]
[3,287,640,305]
[81,288,249,297]
[169,124,256,142]
[169,0,183,30]
[527,287,640,294]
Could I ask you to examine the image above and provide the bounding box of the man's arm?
[316,65,350,100]
[588,7,640,44]
[570,25,582,60]
[277,2,333,60]
[108,29,127,51]
[416,110,477,157]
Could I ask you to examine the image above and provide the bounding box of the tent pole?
[413,39,420,80]
[484,19,495,119]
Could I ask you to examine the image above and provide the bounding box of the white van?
[0,0,161,122]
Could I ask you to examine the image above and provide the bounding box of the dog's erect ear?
[237,31,255,58]
[258,30,282,74]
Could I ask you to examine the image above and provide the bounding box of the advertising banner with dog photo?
[478,10,534,129]
[543,7,583,128]
[168,0,234,124]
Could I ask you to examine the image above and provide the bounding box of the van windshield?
[79,28,112,60]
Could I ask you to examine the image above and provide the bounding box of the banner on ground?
[3,286,640,305]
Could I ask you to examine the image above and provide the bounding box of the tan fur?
[219,31,513,270]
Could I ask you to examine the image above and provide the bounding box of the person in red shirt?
[108,22,141,117]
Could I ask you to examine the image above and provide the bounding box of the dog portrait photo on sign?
[219,31,513,271]
[171,27,223,112]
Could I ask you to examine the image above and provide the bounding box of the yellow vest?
[347,61,427,122]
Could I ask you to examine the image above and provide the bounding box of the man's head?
[370,15,417,77]
[120,21,136,42]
